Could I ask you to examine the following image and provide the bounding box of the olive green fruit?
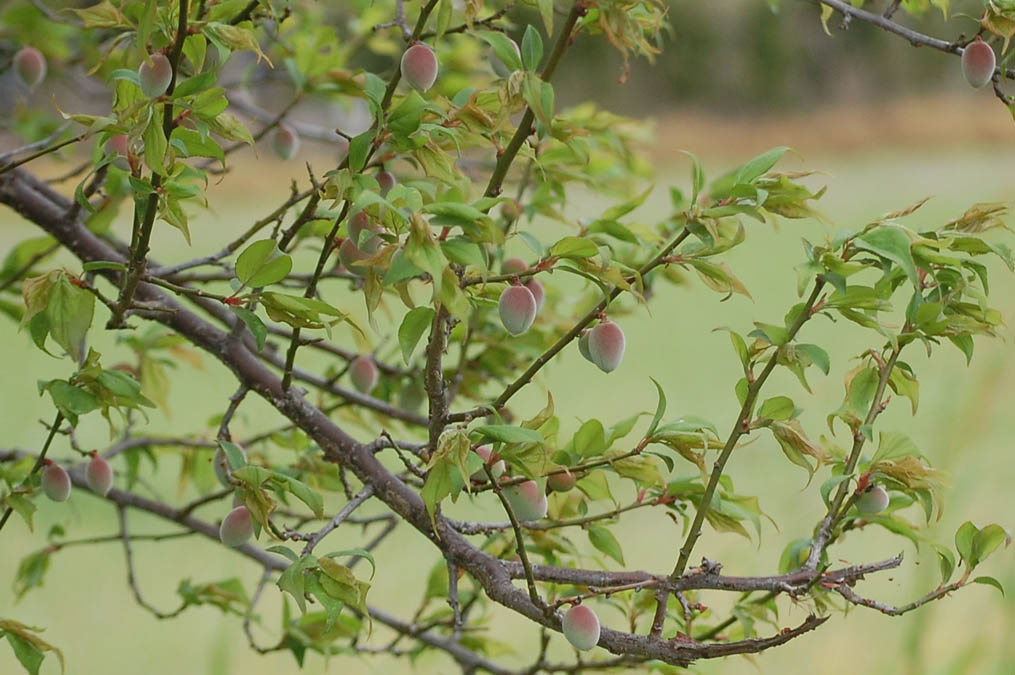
[962,37,996,89]
[471,445,506,482]
[498,285,537,335]
[105,134,131,170]
[547,469,576,493]
[86,453,114,497]
[501,199,523,221]
[587,321,625,373]
[401,43,439,92]
[561,604,600,651]
[14,46,47,89]
[271,123,300,160]
[213,445,246,487]
[219,505,254,547]
[349,355,379,394]
[138,53,172,98]
[376,170,396,195]
[855,484,890,514]
[503,480,547,521]
[398,378,426,412]
[41,462,71,502]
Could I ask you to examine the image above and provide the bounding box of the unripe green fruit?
[213,445,246,487]
[338,238,369,275]
[578,331,593,362]
[401,43,438,92]
[471,445,506,482]
[138,53,172,98]
[14,47,47,89]
[855,484,890,514]
[587,321,625,373]
[526,279,545,312]
[547,469,576,492]
[86,454,114,497]
[503,480,547,521]
[271,123,300,160]
[105,134,131,170]
[962,37,995,89]
[219,505,253,547]
[376,170,396,196]
[502,199,523,221]
[41,463,71,502]
[348,212,381,253]
[399,378,426,412]
[501,257,528,275]
[562,604,600,651]
[498,284,537,335]
[349,355,379,394]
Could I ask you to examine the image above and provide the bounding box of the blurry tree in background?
[0,1,1012,673]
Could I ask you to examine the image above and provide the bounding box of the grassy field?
[0,137,1013,674]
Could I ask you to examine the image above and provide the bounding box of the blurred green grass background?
[1,138,1014,675]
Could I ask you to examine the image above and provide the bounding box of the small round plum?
[104,134,131,170]
[471,445,506,482]
[348,212,381,253]
[213,445,247,487]
[962,37,996,89]
[14,47,47,89]
[526,279,545,313]
[855,484,890,514]
[547,469,576,493]
[401,43,438,92]
[376,170,397,196]
[41,463,71,502]
[498,284,537,336]
[501,257,528,275]
[502,199,523,221]
[503,480,547,521]
[219,505,254,547]
[561,604,600,651]
[86,453,114,497]
[271,123,300,160]
[338,238,370,275]
[349,355,379,394]
[138,53,172,98]
[587,321,625,373]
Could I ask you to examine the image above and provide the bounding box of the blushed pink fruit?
[14,47,46,89]
[502,199,523,221]
[41,463,71,502]
[348,212,381,253]
[213,445,247,487]
[401,43,438,92]
[855,484,890,514]
[962,37,996,89]
[219,505,253,547]
[471,445,506,482]
[338,238,369,275]
[349,355,379,394]
[526,279,545,312]
[86,453,114,497]
[271,123,300,160]
[138,53,172,98]
[376,170,396,196]
[547,469,576,493]
[501,257,528,275]
[587,321,625,373]
[503,480,547,521]
[498,284,537,335]
[105,134,131,170]
[562,604,600,651]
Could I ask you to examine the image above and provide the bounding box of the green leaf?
[588,526,625,565]
[232,307,267,351]
[573,419,607,457]
[971,576,1005,596]
[855,226,918,285]
[549,236,598,259]
[797,343,830,375]
[647,378,666,437]
[521,25,543,71]
[45,275,94,362]
[955,521,977,566]
[5,634,43,675]
[235,239,292,288]
[218,440,247,471]
[758,396,795,421]
[477,32,522,72]
[397,307,434,365]
[971,524,1009,566]
[473,425,543,445]
[348,129,375,173]
[734,146,789,185]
